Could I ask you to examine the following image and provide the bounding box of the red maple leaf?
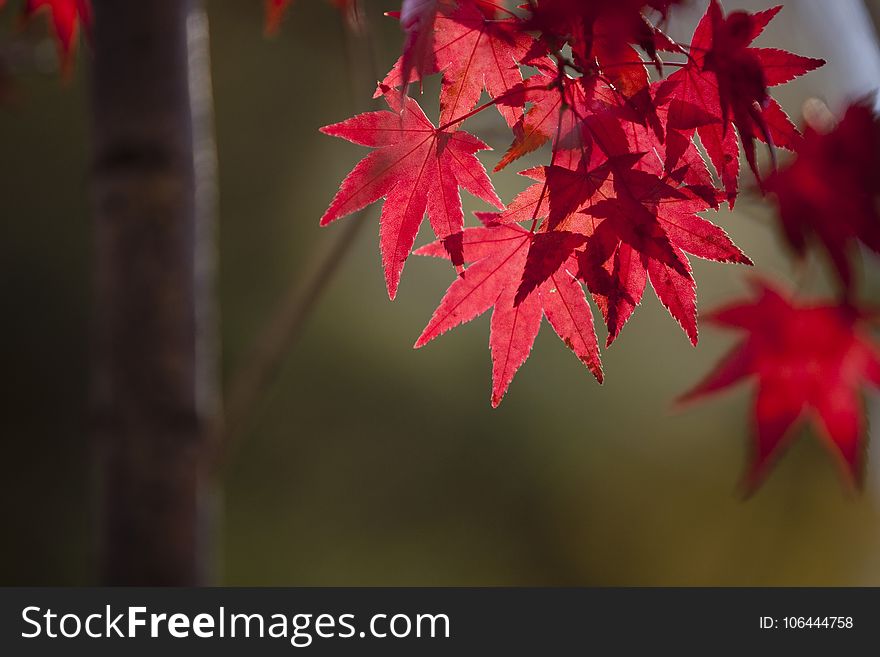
[497,117,749,346]
[560,88,749,345]
[495,59,596,171]
[23,0,92,73]
[659,1,823,203]
[415,221,602,407]
[578,164,751,345]
[320,93,502,299]
[516,0,683,147]
[522,0,681,72]
[680,281,880,491]
[766,101,880,290]
[378,0,532,129]
[495,58,668,173]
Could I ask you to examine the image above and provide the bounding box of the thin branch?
[436,83,546,132]
[599,60,688,71]
[220,208,371,459]
[436,96,503,131]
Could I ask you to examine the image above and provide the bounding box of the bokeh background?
[3,0,880,585]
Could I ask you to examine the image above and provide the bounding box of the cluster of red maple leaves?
[319,0,880,490]
[6,0,880,490]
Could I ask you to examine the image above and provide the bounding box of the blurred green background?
[3,0,880,585]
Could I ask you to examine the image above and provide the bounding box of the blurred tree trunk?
[89,0,219,585]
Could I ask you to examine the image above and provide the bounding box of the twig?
[220,208,370,457]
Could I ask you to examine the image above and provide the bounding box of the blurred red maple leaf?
[264,0,292,34]
[680,281,880,492]
[766,101,880,291]
[22,0,92,73]
[264,0,354,35]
